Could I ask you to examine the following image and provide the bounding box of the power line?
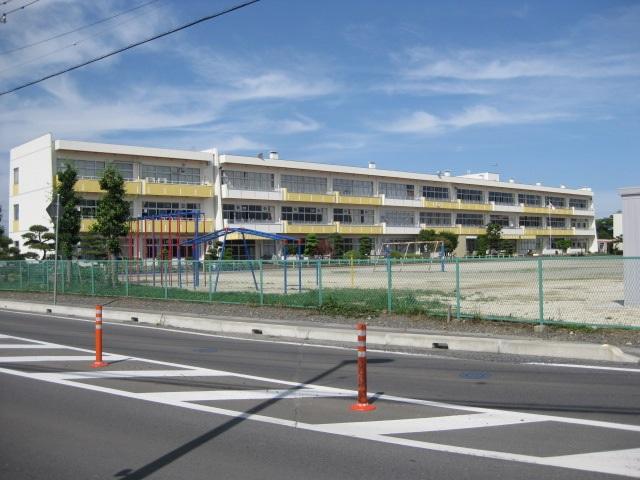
[1,0,40,22]
[0,0,261,97]
[0,0,167,75]
[1,0,161,55]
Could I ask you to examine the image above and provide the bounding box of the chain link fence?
[0,257,638,329]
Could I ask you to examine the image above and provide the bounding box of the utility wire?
[1,0,40,20]
[0,0,166,75]
[0,0,261,97]
[1,0,161,55]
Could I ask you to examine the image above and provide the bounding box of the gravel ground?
[1,290,639,349]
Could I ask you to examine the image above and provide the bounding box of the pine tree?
[92,166,130,259]
[55,165,81,259]
[21,225,55,259]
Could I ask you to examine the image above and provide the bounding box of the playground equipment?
[378,240,446,272]
[180,227,304,294]
[127,210,205,287]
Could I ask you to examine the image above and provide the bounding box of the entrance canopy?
[179,227,298,247]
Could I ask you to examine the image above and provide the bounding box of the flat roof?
[54,140,212,162]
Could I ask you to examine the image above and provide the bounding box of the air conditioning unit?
[145,177,155,183]
[158,178,168,183]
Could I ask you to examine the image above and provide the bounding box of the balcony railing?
[65,177,213,198]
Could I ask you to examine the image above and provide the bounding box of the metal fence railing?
[0,256,638,329]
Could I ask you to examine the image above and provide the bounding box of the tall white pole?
[53,194,60,305]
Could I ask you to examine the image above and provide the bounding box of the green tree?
[502,239,516,256]
[21,224,55,259]
[55,165,82,259]
[555,238,572,252]
[304,233,319,257]
[596,216,613,239]
[78,233,108,259]
[328,233,344,258]
[476,235,488,256]
[91,166,130,259]
[358,236,372,257]
[418,229,458,254]
[486,223,502,254]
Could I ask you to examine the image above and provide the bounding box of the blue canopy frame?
[180,227,304,294]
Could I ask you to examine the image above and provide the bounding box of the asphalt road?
[0,308,639,479]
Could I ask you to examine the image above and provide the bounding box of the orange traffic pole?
[91,305,108,368]
[350,322,376,411]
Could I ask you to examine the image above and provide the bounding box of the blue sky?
[1,0,639,223]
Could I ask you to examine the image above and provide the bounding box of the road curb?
[1,299,637,363]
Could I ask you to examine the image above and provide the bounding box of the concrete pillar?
[619,187,640,306]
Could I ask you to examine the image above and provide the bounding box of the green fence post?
[537,257,544,325]
[18,262,23,290]
[125,260,129,297]
[208,263,213,302]
[91,263,96,295]
[45,262,49,292]
[60,261,65,294]
[164,261,169,299]
[259,260,264,306]
[26,263,30,288]
[386,256,393,312]
[317,260,323,307]
[455,258,461,320]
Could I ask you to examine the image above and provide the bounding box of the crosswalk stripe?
[0,355,127,362]
[140,388,354,402]
[0,344,68,349]
[31,369,231,380]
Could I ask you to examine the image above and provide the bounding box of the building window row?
[333,208,375,225]
[141,165,200,184]
[222,170,274,191]
[142,202,200,217]
[58,159,135,181]
[423,185,449,200]
[281,174,327,194]
[333,178,374,197]
[518,193,541,206]
[223,204,274,223]
[488,191,514,205]
[281,206,327,223]
[379,182,415,200]
[456,188,483,203]
[380,209,415,226]
[420,211,452,226]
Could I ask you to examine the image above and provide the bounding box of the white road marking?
[0,344,68,349]
[30,368,231,380]
[142,388,354,402]
[525,362,640,373]
[0,332,639,478]
[316,412,540,436]
[0,355,127,362]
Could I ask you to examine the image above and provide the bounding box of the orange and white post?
[91,304,108,368]
[350,322,376,411]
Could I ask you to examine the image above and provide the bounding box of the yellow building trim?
[283,190,336,204]
[522,206,571,216]
[11,184,18,196]
[283,223,337,234]
[336,194,382,206]
[71,178,143,195]
[459,227,486,235]
[458,202,493,212]
[143,182,213,198]
[422,200,460,210]
[337,224,383,235]
[128,219,215,234]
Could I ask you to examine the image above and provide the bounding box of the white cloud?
[379,105,564,134]
[275,115,321,134]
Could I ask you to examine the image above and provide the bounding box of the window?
[518,193,541,206]
[422,185,449,200]
[79,199,98,218]
[13,167,18,185]
[488,191,514,205]
[333,178,374,196]
[113,163,134,181]
[13,204,19,221]
[379,182,415,200]
[380,210,415,226]
[545,196,566,208]
[548,217,566,228]
[456,213,484,226]
[143,202,201,217]
[222,170,274,191]
[223,204,274,223]
[489,215,510,227]
[57,159,134,180]
[141,165,200,184]
[571,218,590,229]
[420,211,452,226]
[519,216,542,227]
[569,198,589,209]
[456,188,484,203]
[333,208,375,225]
[281,206,327,223]
[281,174,327,194]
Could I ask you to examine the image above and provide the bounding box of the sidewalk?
[0,294,637,364]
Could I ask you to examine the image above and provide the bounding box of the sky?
[1,0,639,225]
